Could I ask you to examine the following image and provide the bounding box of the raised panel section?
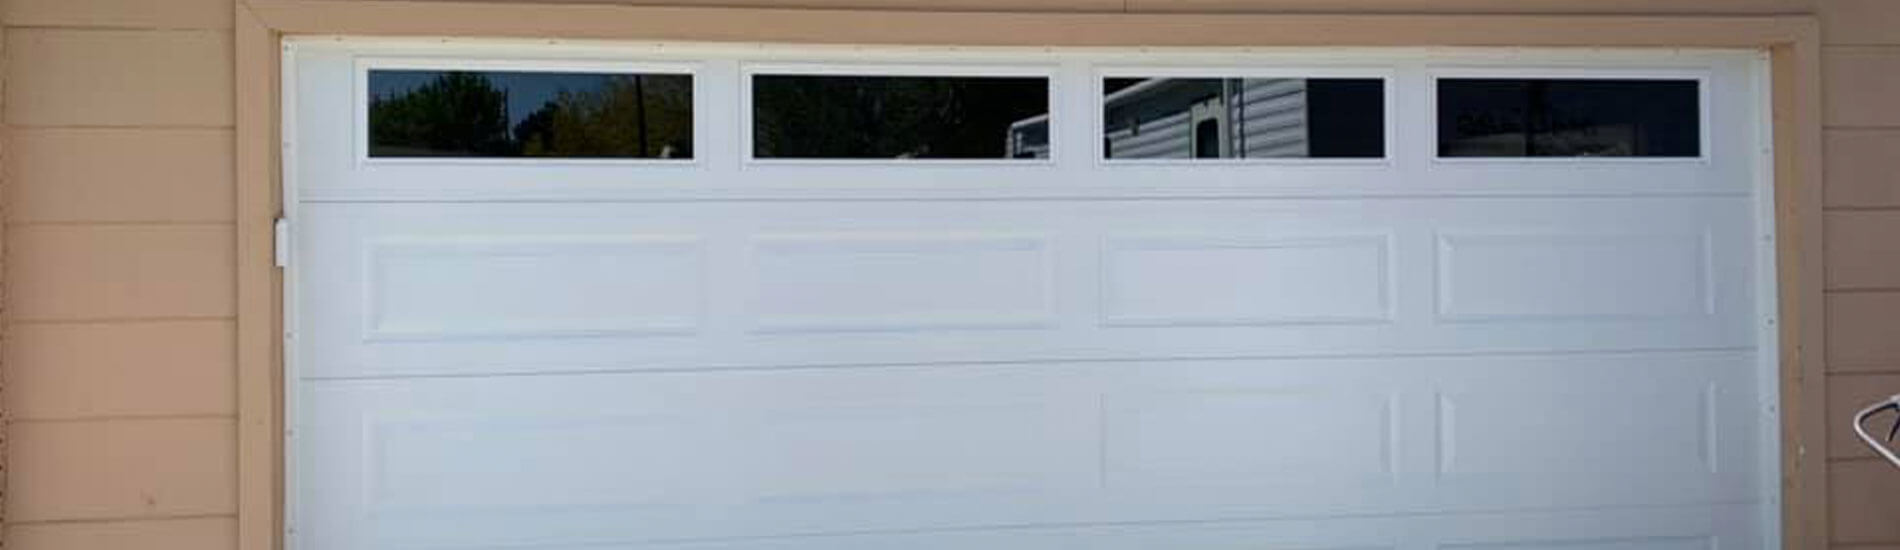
[1105,389,1396,487]
[1436,386,1715,477]
[365,237,704,340]
[1101,235,1392,327]
[1436,232,1711,322]
[749,234,1053,332]
[366,401,1086,512]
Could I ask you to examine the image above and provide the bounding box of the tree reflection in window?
[752,75,1049,160]
[368,70,692,159]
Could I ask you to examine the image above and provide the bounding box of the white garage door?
[285,40,1778,550]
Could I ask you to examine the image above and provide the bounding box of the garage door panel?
[299,198,1752,379]
[365,236,707,341]
[748,233,1056,333]
[296,352,1759,547]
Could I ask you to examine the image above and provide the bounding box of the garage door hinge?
[274,217,291,268]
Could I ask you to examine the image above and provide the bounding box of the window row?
[366,69,1701,161]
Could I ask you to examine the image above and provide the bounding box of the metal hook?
[1854,395,1900,468]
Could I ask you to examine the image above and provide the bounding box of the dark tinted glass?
[752,75,1050,160]
[1437,79,1699,158]
[1101,78,1384,160]
[368,70,693,159]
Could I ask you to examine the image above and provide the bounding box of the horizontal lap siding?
[1,2,238,549]
[1824,1,1900,548]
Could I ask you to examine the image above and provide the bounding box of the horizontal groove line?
[1822,126,1900,132]
[11,316,236,326]
[1823,287,1900,294]
[1822,44,1900,51]
[1830,455,1900,465]
[5,24,231,33]
[1825,370,1900,377]
[11,414,236,425]
[300,192,1755,204]
[7,221,237,228]
[7,513,236,528]
[1822,206,1900,212]
[6,124,235,131]
[302,346,1756,382]
[436,500,1764,548]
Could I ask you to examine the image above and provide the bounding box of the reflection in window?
[368,70,693,159]
[1437,79,1699,158]
[1101,78,1384,160]
[752,75,1049,160]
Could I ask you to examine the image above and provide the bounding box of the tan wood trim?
[243,0,1813,47]
[233,4,280,550]
[229,2,1827,549]
[1772,28,1829,550]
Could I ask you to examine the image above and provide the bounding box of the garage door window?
[1436,78,1700,158]
[367,69,694,159]
[1102,77,1385,160]
[750,74,1051,160]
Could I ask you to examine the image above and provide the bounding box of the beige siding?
[5,517,238,550]
[1825,212,1900,289]
[6,129,236,223]
[6,225,236,322]
[1,0,240,546]
[5,419,236,522]
[1823,48,1900,128]
[1831,459,1900,543]
[1821,0,1900,45]
[3,322,235,420]
[1822,0,1900,548]
[4,0,234,30]
[1823,129,1900,208]
[4,29,232,127]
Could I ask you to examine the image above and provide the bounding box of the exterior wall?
[0,1,239,549]
[1820,1,1900,548]
[0,0,1885,549]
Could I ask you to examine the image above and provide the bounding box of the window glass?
[1436,78,1699,158]
[751,75,1050,160]
[368,70,693,159]
[1101,78,1384,160]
